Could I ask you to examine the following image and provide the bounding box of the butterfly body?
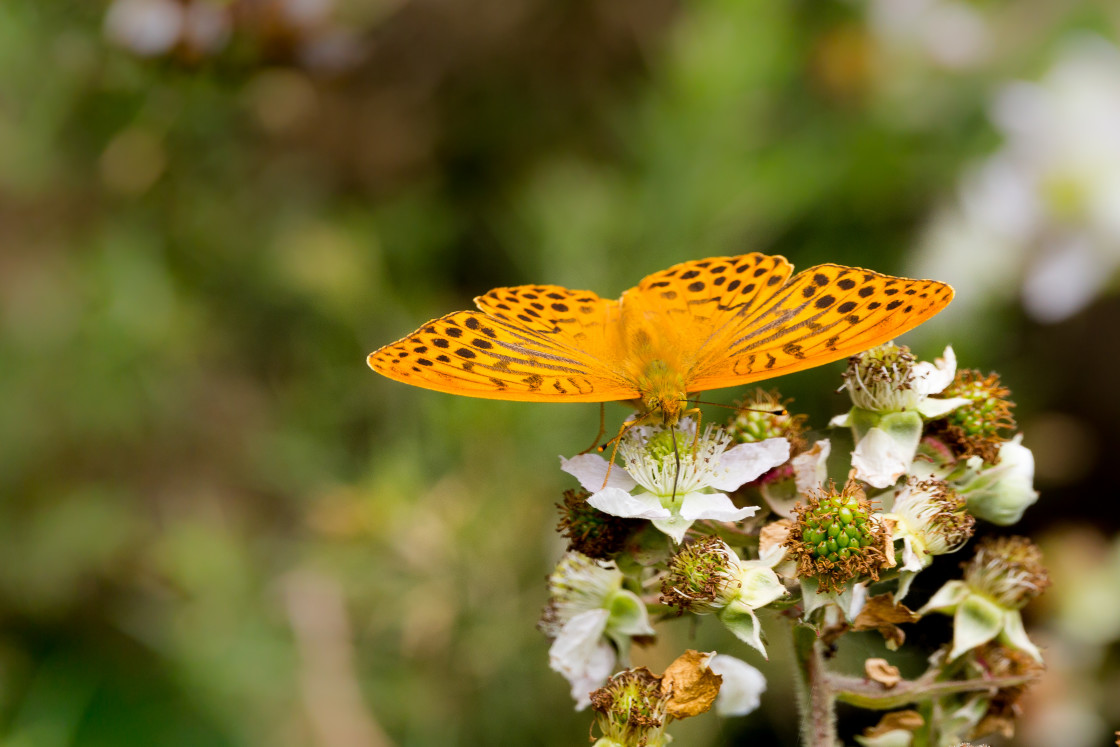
[368,254,954,419]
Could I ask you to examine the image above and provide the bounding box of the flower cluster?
[542,344,1047,746]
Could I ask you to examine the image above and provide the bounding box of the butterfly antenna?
[690,399,784,416]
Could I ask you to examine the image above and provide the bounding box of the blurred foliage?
[1,0,1119,745]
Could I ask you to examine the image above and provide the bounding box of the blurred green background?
[3,1,1120,745]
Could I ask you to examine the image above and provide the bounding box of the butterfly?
[367,254,953,425]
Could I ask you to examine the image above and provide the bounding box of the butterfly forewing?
[684,264,954,391]
[624,254,794,348]
[368,298,639,403]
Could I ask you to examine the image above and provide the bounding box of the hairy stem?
[829,671,1037,710]
[792,624,837,747]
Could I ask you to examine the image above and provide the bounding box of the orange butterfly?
[368,254,953,425]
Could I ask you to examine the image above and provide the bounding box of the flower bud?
[964,536,1050,610]
[556,488,641,560]
[728,389,808,453]
[660,536,787,656]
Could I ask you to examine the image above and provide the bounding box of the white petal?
[920,579,970,614]
[829,411,852,428]
[588,489,671,520]
[911,345,957,396]
[549,608,615,709]
[949,594,1004,659]
[736,564,788,609]
[999,609,1043,663]
[709,654,767,717]
[652,515,694,543]
[560,454,637,493]
[708,438,791,491]
[718,602,767,657]
[792,439,830,496]
[900,537,926,573]
[606,589,656,637]
[915,396,972,419]
[837,581,868,622]
[678,492,759,522]
[895,571,918,602]
[851,427,912,489]
[757,540,787,567]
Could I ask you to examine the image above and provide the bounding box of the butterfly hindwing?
[685,264,955,390]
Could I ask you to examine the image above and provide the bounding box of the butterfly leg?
[579,403,608,455]
[601,410,651,488]
[681,403,704,456]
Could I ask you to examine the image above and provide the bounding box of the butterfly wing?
[623,253,794,337]
[685,263,955,391]
[368,285,640,402]
[618,254,795,373]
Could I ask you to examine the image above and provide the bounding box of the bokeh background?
[3,1,1120,745]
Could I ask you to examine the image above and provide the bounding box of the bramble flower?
[832,344,970,488]
[885,478,974,572]
[539,552,655,708]
[787,480,891,597]
[589,650,722,747]
[560,419,789,543]
[954,435,1039,525]
[920,536,1049,662]
[884,478,975,599]
[589,667,670,747]
[660,537,787,656]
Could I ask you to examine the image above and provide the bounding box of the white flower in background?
[867,0,989,70]
[707,654,767,717]
[540,552,655,709]
[104,0,183,56]
[660,537,788,657]
[920,536,1049,662]
[832,344,969,488]
[915,35,1120,323]
[560,419,789,543]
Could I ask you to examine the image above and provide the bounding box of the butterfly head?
[638,360,689,426]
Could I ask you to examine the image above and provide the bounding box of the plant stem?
[829,671,1037,710]
[792,624,837,747]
